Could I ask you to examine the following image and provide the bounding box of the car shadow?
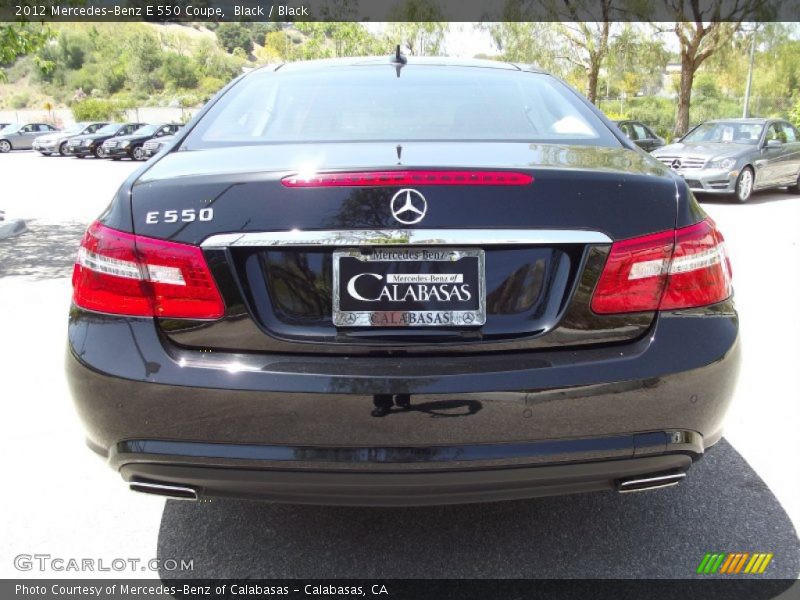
[0,219,86,279]
[157,438,799,581]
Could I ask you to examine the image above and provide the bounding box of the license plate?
[333,248,485,327]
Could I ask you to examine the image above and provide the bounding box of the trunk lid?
[131,142,677,355]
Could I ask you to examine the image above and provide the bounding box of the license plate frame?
[332,247,486,328]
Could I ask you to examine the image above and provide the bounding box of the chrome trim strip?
[129,481,198,501]
[617,472,686,493]
[201,229,612,248]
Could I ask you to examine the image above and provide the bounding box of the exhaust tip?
[129,480,198,501]
[617,471,686,494]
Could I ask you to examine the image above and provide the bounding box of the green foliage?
[386,22,446,56]
[7,24,245,109]
[71,98,125,121]
[1,23,51,65]
[790,98,800,129]
[216,23,254,54]
[606,25,669,97]
[254,23,387,63]
[160,53,199,90]
[11,92,30,109]
[1,23,52,81]
[599,96,676,140]
[125,30,163,93]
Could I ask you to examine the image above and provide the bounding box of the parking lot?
[0,150,798,582]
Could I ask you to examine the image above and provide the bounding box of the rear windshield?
[184,66,619,148]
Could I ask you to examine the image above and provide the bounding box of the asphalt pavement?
[0,150,798,587]
[157,439,799,579]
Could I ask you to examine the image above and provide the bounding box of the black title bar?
[3,0,800,22]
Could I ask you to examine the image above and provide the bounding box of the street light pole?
[742,25,757,118]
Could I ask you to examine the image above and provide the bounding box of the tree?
[387,0,446,56]
[658,0,768,137]
[125,29,163,92]
[0,23,52,81]
[71,98,125,121]
[216,23,254,54]
[555,0,614,104]
[160,52,199,89]
[606,25,669,98]
[486,22,564,73]
[294,22,386,58]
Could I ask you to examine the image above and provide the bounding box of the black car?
[103,123,182,161]
[66,122,146,158]
[615,120,665,152]
[67,57,739,505]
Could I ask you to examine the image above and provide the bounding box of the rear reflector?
[72,221,224,319]
[282,170,533,187]
[591,219,732,314]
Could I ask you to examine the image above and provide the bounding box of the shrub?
[71,98,124,121]
[10,92,30,109]
[160,53,199,90]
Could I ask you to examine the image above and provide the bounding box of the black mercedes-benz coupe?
[66,56,739,505]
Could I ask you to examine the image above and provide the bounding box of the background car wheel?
[0,140,11,153]
[94,146,105,159]
[132,146,145,161]
[734,167,754,203]
[58,141,68,156]
[786,172,800,194]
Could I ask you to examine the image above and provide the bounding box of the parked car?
[0,123,14,131]
[614,120,665,152]
[33,122,109,156]
[0,123,59,152]
[652,118,800,202]
[142,134,176,159]
[67,56,738,505]
[66,122,146,158]
[103,123,182,161]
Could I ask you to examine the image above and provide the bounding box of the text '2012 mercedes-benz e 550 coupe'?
[66,56,739,505]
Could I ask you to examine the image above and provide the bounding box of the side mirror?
[765,139,783,148]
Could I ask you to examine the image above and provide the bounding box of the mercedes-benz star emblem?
[671,159,682,170]
[390,189,427,225]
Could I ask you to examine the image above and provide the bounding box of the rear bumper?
[66,303,740,504]
[120,453,693,506]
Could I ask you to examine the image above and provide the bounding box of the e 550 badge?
[145,208,214,224]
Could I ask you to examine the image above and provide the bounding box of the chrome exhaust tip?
[129,480,198,501]
[617,471,686,494]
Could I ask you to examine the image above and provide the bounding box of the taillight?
[591,219,732,314]
[660,220,732,310]
[281,170,533,187]
[72,221,224,319]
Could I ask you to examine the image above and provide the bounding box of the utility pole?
[742,25,757,118]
